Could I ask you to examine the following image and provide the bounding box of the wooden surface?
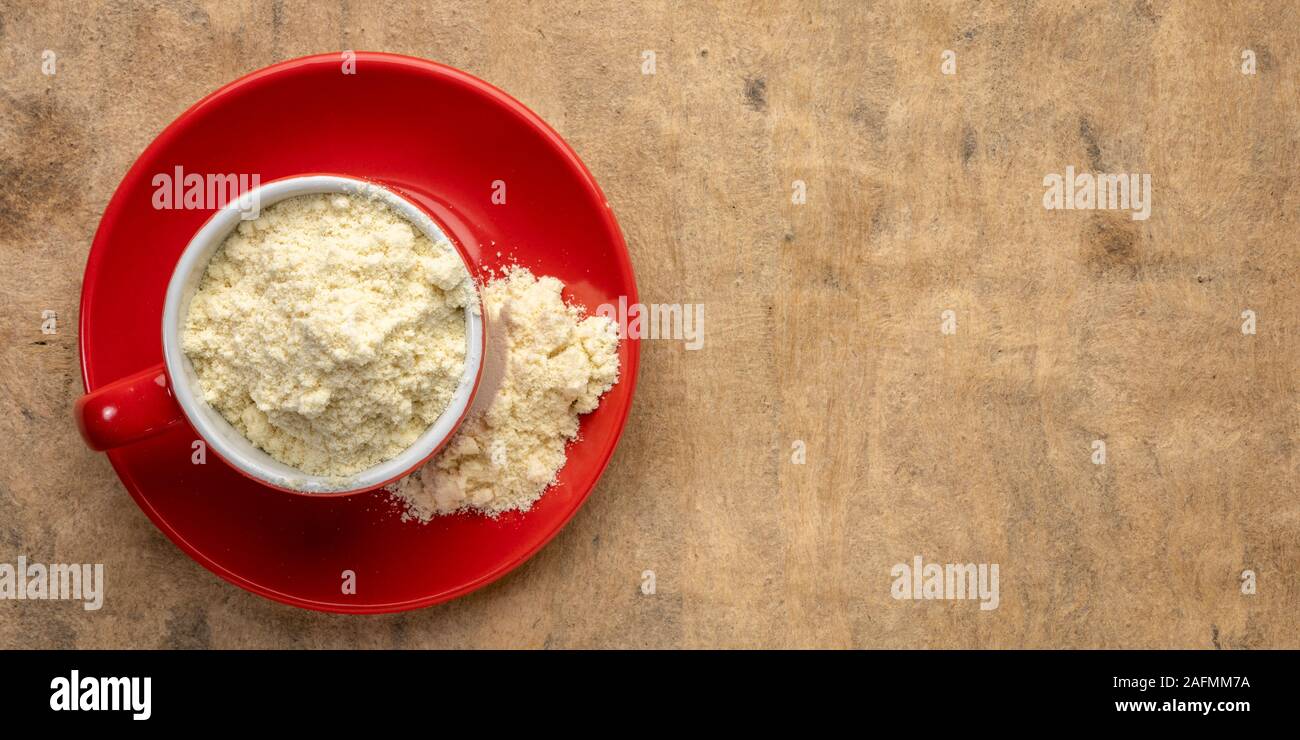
[1,1,1297,648]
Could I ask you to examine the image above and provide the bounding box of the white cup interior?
[161,175,484,494]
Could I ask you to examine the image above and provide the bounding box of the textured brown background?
[1,1,1297,648]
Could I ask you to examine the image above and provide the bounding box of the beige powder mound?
[390,267,620,519]
[182,192,473,477]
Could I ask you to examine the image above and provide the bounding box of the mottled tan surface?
[1,1,1297,648]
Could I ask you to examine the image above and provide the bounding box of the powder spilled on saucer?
[389,267,620,520]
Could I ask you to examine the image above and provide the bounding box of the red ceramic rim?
[78,53,641,612]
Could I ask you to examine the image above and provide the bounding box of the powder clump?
[390,267,620,519]
[181,192,472,477]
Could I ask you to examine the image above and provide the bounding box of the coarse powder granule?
[181,192,473,477]
[389,267,620,519]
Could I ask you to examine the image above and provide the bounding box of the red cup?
[75,175,489,496]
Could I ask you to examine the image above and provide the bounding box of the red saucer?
[78,53,640,612]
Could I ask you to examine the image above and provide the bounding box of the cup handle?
[75,363,185,451]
